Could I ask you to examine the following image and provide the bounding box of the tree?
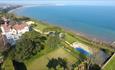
[43,26,63,48]
[47,58,68,70]
[9,31,46,61]
[47,58,59,70]
[89,64,101,70]
[78,57,101,70]
[78,62,87,70]
[58,58,67,70]
[46,31,61,48]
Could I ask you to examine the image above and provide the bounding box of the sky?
[0,0,115,6]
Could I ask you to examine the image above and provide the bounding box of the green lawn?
[34,21,50,31]
[103,54,115,70]
[2,58,14,70]
[65,33,77,44]
[26,47,77,70]
[35,23,47,31]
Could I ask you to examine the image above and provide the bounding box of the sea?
[13,5,115,43]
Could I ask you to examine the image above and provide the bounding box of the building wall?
[1,25,30,46]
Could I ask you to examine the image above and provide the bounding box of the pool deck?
[73,42,93,54]
[65,41,93,54]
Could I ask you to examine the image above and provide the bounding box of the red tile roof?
[12,23,27,30]
[1,23,28,32]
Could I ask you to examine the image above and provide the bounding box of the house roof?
[12,23,28,30]
[1,22,28,32]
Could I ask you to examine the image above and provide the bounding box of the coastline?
[8,5,113,44]
[8,5,41,13]
[40,21,112,44]
[1,4,114,70]
[66,27,112,44]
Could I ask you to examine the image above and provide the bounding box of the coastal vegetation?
[9,31,46,61]
[47,57,68,70]
[0,11,114,70]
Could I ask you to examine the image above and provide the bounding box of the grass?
[65,33,77,44]
[103,54,115,70]
[33,20,50,31]
[35,23,47,31]
[26,47,77,70]
[2,58,14,70]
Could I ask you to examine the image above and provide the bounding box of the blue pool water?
[76,48,91,56]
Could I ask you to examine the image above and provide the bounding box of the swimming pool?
[76,48,91,56]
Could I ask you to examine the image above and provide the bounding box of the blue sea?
[13,5,115,42]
